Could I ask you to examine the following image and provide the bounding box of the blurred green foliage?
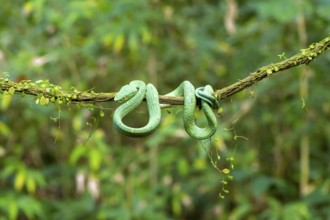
[1,0,330,219]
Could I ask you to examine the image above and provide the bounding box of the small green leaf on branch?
[39,96,49,106]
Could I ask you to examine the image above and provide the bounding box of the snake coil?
[113,80,219,140]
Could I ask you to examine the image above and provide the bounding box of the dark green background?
[0,0,329,219]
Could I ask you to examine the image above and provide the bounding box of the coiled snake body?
[113,80,161,137]
[113,80,218,140]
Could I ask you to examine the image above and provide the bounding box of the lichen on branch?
[1,35,330,106]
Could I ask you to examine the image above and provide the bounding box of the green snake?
[113,80,218,139]
[113,80,161,137]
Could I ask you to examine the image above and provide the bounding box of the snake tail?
[166,81,218,140]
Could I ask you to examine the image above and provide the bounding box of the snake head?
[114,84,138,102]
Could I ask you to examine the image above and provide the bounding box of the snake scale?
[113,80,219,140]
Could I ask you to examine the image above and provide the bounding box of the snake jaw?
[114,84,138,102]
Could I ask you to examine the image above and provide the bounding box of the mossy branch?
[1,35,329,106]
[214,35,330,100]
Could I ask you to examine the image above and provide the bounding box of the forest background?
[0,0,329,219]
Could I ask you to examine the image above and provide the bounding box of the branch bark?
[1,35,329,106]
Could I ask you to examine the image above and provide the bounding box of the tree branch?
[1,35,329,106]
[214,35,330,100]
